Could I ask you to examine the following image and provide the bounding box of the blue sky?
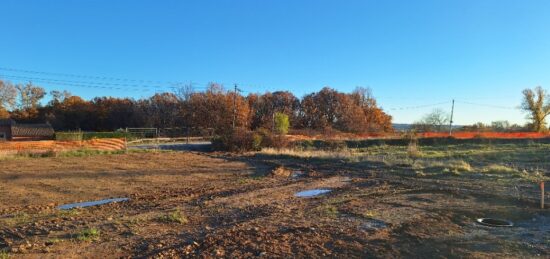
[1,0,550,124]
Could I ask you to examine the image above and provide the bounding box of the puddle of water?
[341,177,352,182]
[291,170,305,178]
[295,189,331,197]
[362,219,388,230]
[342,214,389,231]
[58,198,129,210]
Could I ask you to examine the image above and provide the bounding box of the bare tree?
[15,82,46,110]
[521,86,550,132]
[173,83,194,101]
[413,109,450,132]
[491,120,510,132]
[0,79,17,111]
[49,90,72,105]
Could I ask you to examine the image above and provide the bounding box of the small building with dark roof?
[0,119,55,141]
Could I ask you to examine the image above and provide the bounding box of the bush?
[212,128,262,152]
[405,131,422,161]
[257,128,289,149]
[274,112,290,135]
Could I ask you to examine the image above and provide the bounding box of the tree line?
[411,86,550,133]
[0,80,393,134]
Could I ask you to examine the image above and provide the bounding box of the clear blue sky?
[2,0,550,125]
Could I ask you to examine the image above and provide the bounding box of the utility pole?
[232,84,238,129]
[449,99,455,136]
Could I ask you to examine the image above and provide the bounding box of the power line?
[0,66,176,85]
[455,100,518,110]
[0,74,167,91]
[388,101,451,111]
[0,74,144,92]
[0,66,263,92]
[0,74,211,92]
[1,65,283,94]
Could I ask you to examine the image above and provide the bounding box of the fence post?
[156,128,160,152]
[187,127,190,144]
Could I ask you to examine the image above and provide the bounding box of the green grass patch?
[158,209,188,224]
[0,249,9,259]
[76,228,101,242]
[56,131,135,141]
[1,212,31,227]
[359,210,377,219]
[316,204,339,218]
[58,209,81,217]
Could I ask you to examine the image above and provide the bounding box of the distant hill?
[392,123,413,131]
[392,123,463,132]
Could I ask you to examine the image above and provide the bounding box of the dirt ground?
[0,149,549,258]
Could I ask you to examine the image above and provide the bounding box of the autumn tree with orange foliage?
[249,91,300,130]
[299,87,392,133]
[0,79,393,134]
[185,83,250,133]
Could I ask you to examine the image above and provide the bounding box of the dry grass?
[260,147,358,159]
[482,164,519,174]
[158,209,188,224]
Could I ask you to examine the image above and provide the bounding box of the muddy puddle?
[295,189,331,197]
[362,219,388,230]
[291,170,305,178]
[341,214,389,231]
[341,177,352,182]
[58,198,129,210]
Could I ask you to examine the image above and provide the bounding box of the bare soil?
[0,151,548,258]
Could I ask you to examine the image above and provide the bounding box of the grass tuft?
[316,204,339,218]
[482,164,519,174]
[77,228,101,242]
[360,210,377,219]
[158,209,188,224]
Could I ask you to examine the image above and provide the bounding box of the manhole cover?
[476,218,513,227]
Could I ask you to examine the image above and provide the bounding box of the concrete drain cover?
[476,218,513,227]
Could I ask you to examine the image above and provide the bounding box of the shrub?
[257,128,289,149]
[274,112,290,135]
[212,128,262,152]
[405,132,422,161]
[448,160,472,172]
